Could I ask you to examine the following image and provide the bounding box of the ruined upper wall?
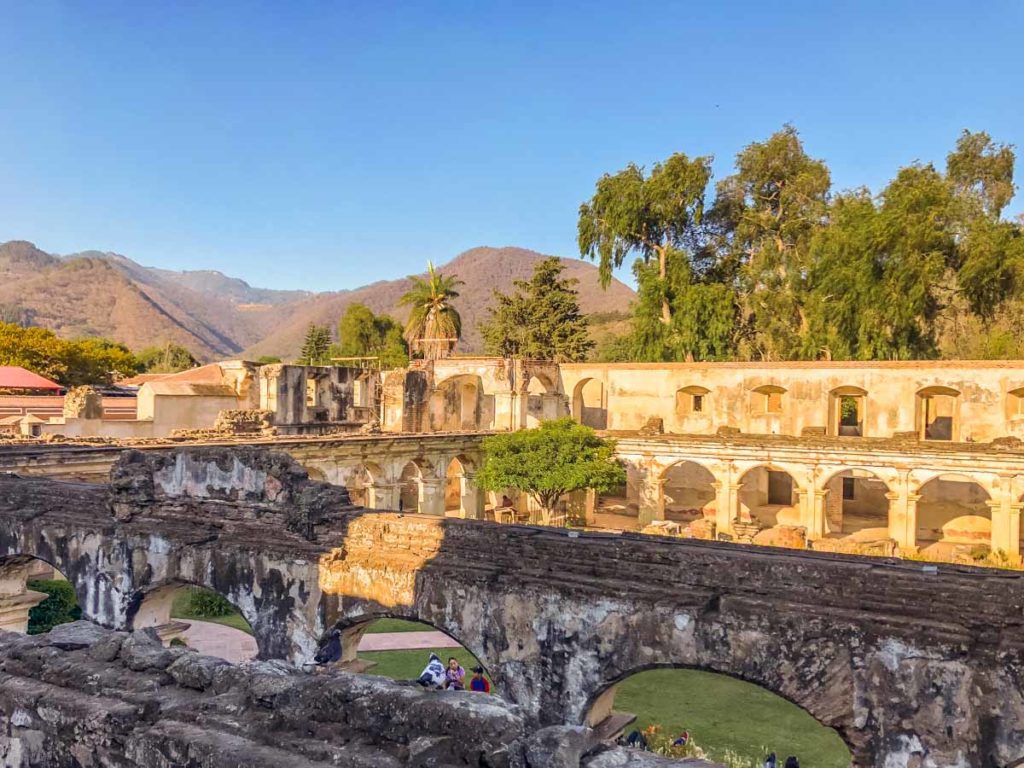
[561,359,1024,441]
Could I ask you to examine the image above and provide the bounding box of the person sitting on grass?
[469,665,490,692]
[784,757,799,768]
[417,653,446,689]
[445,656,466,690]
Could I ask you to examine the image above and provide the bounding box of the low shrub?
[27,579,81,634]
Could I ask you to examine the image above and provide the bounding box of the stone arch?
[430,374,485,432]
[829,385,868,437]
[821,468,892,538]
[581,662,854,761]
[397,460,426,512]
[660,459,716,523]
[916,473,992,553]
[737,464,800,529]
[127,579,257,662]
[324,611,500,695]
[571,377,606,429]
[916,385,961,441]
[444,455,479,517]
[0,528,119,629]
[0,554,80,634]
[343,461,384,507]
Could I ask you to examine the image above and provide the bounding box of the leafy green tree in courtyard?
[480,257,594,361]
[137,342,199,373]
[298,323,332,365]
[476,418,625,523]
[334,303,409,368]
[399,262,464,360]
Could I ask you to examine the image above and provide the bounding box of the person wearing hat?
[469,665,490,692]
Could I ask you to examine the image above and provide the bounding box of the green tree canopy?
[476,418,625,520]
[398,262,464,360]
[136,342,199,374]
[0,323,141,386]
[298,323,332,365]
[334,303,409,369]
[578,152,712,327]
[480,257,594,362]
[581,125,1023,363]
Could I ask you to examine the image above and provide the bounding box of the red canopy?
[0,366,62,391]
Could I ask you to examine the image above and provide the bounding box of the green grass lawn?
[358,652,849,767]
[170,589,253,634]
[364,618,428,633]
[359,647,489,685]
[614,669,851,767]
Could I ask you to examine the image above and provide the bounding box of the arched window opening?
[751,385,786,415]
[0,555,79,635]
[916,386,960,441]
[321,617,493,695]
[1008,387,1024,420]
[132,582,256,663]
[662,461,716,533]
[675,386,710,422]
[585,668,851,766]
[823,470,890,539]
[738,466,799,531]
[572,378,607,429]
[916,475,991,558]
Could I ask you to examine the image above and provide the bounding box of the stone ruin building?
[6,356,1024,764]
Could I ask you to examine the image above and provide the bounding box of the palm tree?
[399,262,464,360]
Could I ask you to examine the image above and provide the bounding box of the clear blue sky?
[2,1,1021,291]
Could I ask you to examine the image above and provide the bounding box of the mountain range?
[0,241,635,360]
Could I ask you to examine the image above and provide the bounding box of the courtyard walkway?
[178,621,458,662]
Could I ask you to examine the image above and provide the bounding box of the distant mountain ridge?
[0,240,635,360]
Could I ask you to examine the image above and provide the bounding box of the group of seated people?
[417,653,490,692]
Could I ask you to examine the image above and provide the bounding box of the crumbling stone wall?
[0,622,701,768]
[62,386,103,419]
[2,447,1024,765]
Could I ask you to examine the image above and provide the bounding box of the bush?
[27,579,81,634]
[184,588,238,618]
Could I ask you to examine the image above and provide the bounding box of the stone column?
[493,392,517,432]
[366,482,400,511]
[637,472,665,527]
[886,472,920,551]
[584,488,597,526]
[418,478,446,516]
[799,488,829,541]
[0,562,49,634]
[988,486,1022,561]
[459,472,485,520]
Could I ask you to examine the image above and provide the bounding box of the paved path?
[180,620,258,663]
[177,622,459,662]
[358,630,461,651]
